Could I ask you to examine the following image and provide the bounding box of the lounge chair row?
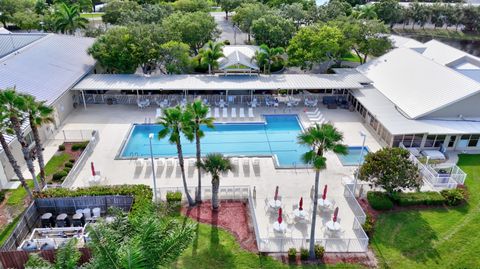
[135,157,261,169]
[208,107,255,119]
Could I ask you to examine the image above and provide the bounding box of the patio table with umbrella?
[269,186,282,209]
[318,185,332,208]
[273,208,287,233]
[293,197,308,219]
[326,207,341,231]
[88,162,101,185]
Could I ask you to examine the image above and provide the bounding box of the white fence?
[61,130,100,188]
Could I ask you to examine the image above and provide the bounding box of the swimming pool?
[337,146,369,166]
[119,115,309,168]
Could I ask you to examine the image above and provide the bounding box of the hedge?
[35,185,153,218]
[52,171,68,181]
[391,192,445,206]
[166,191,182,203]
[367,191,393,210]
[71,142,89,151]
[441,188,466,206]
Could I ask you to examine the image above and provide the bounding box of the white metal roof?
[73,73,365,91]
[219,50,259,70]
[357,47,480,119]
[0,34,96,105]
[389,35,425,49]
[421,39,480,66]
[0,33,45,58]
[352,87,480,135]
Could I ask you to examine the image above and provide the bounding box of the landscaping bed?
[181,201,257,252]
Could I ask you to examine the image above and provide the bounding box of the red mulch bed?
[62,142,86,159]
[181,201,258,252]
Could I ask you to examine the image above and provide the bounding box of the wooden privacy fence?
[0,248,91,269]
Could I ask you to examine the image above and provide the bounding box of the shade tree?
[251,13,296,48]
[232,2,268,43]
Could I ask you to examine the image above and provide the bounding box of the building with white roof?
[0,33,96,189]
[350,38,480,151]
[218,45,260,73]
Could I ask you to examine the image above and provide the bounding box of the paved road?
[211,11,248,45]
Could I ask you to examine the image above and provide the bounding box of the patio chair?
[214,107,220,118]
[248,108,254,118]
[243,159,249,168]
[239,107,245,119]
[222,107,228,118]
[231,107,237,119]
[156,159,164,168]
[166,159,175,167]
[155,108,162,119]
[145,158,152,167]
[253,158,260,167]
[188,159,196,168]
[232,158,239,168]
[135,159,144,168]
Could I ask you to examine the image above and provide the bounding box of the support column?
[81,90,87,110]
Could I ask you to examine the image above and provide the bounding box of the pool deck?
[43,104,383,252]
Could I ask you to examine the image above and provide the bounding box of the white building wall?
[422,93,480,118]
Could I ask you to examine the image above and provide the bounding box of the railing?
[155,185,250,202]
[344,184,367,224]
[1,204,39,251]
[75,93,341,107]
[61,130,100,188]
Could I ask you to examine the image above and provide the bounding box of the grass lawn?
[44,153,70,177]
[341,52,362,63]
[170,217,365,269]
[80,13,104,19]
[372,154,480,269]
[6,180,34,206]
[0,216,20,245]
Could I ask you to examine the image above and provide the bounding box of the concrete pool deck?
[42,104,383,252]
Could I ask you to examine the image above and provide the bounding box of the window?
[448,136,457,147]
[468,135,480,147]
[412,134,423,147]
[434,135,446,148]
[424,135,436,147]
[392,135,403,147]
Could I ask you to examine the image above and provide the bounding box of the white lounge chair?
[166,159,175,167]
[248,107,254,118]
[135,159,144,168]
[239,107,245,119]
[156,159,164,168]
[306,108,320,115]
[188,159,196,168]
[222,107,228,118]
[155,108,162,119]
[206,108,211,118]
[214,107,220,118]
[145,158,152,167]
[231,107,237,119]
[253,158,260,167]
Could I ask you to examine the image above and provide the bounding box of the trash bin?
[92,207,101,219]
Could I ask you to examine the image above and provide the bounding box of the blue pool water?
[337,146,369,166]
[120,115,309,167]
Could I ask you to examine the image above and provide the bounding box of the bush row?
[287,245,325,262]
[367,189,466,210]
[71,142,89,151]
[35,185,153,218]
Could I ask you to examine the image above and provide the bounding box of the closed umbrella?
[274,186,279,201]
[278,208,283,224]
[91,162,96,176]
[299,197,303,211]
[322,185,328,200]
[333,207,339,223]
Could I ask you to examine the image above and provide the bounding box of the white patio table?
[326,221,341,231]
[318,198,331,208]
[269,199,282,209]
[293,209,308,219]
[273,221,287,233]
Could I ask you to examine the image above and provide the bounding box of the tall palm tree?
[352,5,377,20]
[185,100,215,204]
[199,153,232,210]
[199,41,224,74]
[22,94,54,187]
[254,44,284,74]
[297,123,347,259]
[0,88,42,192]
[157,106,195,206]
[0,109,32,199]
[54,3,88,35]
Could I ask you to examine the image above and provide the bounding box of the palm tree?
[22,94,54,187]
[297,123,347,259]
[157,106,195,206]
[254,44,284,74]
[0,88,42,192]
[199,41,224,74]
[199,153,232,210]
[352,5,378,20]
[54,3,88,35]
[0,109,32,199]
[185,100,215,204]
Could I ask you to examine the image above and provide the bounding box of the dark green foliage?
[52,171,68,181]
[71,141,88,151]
[441,188,466,206]
[69,159,76,163]
[63,167,72,173]
[391,192,445,206]
[314,244,325,259]
[362,213,375,237]
[367,191,393,210]
[166,191,182,203]
[300,248,309,260]
[288,247,297,262]
[36,185,153,218]
[58,145,65,151]
[64,162,74,168]
[0,191,5,203]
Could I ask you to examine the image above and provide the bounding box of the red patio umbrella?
[299,197,303,211]
[322,185,328,200]
[274,186,279,201]
[278,208,283,224]
[90,162,96,176]
[333,207,339,223]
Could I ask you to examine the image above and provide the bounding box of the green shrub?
[69,159,76,163]
[288,248,297,262]
[314,244,325,259]
[300,248,309,260]
[391,191,445,206]
[35,185,153,219]
[58,145,65,151]
[0,191,5,203]
[441,188,465,206]
[52,171,68,181]
[367,191,393,210]
[65,162,74,168]
[166,191,182,203]
[63,167,72,173]
[71,141,89,151]
[362,213,375,237]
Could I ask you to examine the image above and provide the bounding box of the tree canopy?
[373,0,402,28]
[102,0,141,25]
[232,2,268,42]
[359,147,421,195]
[158,41,192,74]
[251,13,296,48]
